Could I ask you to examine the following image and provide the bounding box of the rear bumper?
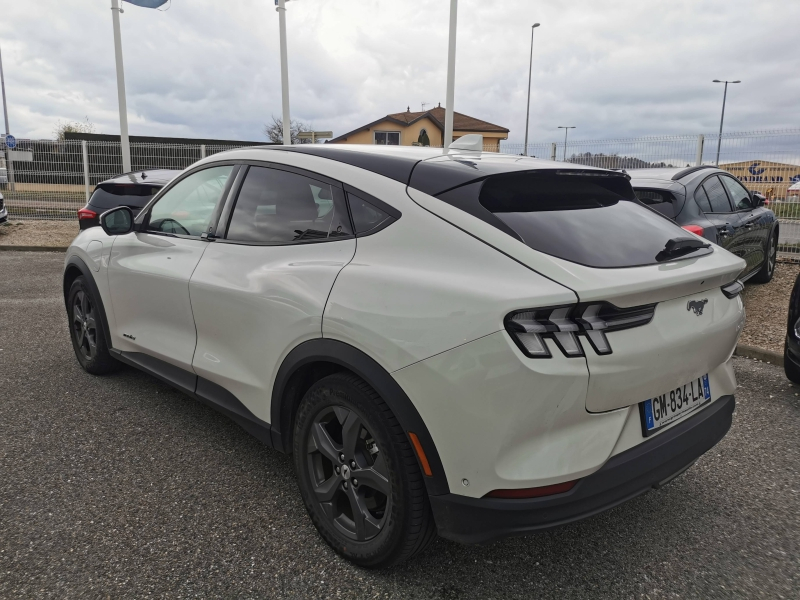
[429,394,735,544]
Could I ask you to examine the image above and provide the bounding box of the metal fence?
[3,129,800,256]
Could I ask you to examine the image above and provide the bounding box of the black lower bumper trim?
[430,394,735,544]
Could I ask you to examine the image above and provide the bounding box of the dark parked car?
[629,165,778,283]
[0,191,7,224]
[78,169,181,229]
[785,272,800,383]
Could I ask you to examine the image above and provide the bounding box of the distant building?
[721,160,800,200]
[329,105,509,151]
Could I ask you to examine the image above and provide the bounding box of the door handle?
[744,223,753,229]
[719,229,729,237]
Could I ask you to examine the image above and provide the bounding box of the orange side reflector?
[408,432,433,477]
[483,479,578,499]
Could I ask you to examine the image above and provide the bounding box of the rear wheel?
[67,277,118,375]
[293,373,436,568]
[751,228,778,284]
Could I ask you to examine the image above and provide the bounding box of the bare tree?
[53,116,96,141]
[264,116,316,144]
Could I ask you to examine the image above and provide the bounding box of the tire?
[293,372,437,568]
[784,345,800,384]
[751,227,778,284]
[67,276,118,375]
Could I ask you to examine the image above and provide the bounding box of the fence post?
[695,134,704,166]
[200,144,206,159]
[550,143,557,161]
[82,140,90,201]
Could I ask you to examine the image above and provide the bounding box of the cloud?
[0,0,798,143]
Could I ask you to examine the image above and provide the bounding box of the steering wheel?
[151,218,190,236]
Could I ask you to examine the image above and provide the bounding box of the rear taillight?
[77,207,98,220]
[682,225,704,236]
[505,303,656,359]
[484,479,578,499]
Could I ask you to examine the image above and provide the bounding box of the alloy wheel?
[306,405,391,542]
[72,289,98,361]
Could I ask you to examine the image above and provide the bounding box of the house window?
[374,131,400,145]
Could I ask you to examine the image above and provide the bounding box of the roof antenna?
[421,102,429,112]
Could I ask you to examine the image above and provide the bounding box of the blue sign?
[748,162,765,176]
[122,0,169,7]
[4,134,16,149]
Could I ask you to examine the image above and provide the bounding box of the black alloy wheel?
[753,229,778,283]
[307,405,391,542]
[293,373,436,568]
[72,289,98,362]
[67,277,118,375]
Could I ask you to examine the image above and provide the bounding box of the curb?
[0,245,68,252]
[734,344,784,367]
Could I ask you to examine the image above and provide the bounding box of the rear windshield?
[88,183,161,210]
[444,171,709,268]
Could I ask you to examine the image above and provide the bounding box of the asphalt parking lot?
[1,251,798,599]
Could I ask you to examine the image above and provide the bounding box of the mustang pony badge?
[687,298,708,316]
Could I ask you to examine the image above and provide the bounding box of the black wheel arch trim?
[63,255,113,350]
[270,338,450,496]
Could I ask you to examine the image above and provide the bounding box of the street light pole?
[713,79,740,166]
[110,0,132,173]
[0,42,15,190]
[558,126,575,161]
[523,23,540,156]
[444,0,458,148]
[276,0,292,145]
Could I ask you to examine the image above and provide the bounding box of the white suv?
[63,144,746,567]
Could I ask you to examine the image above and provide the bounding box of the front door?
[695,175,747,269]
[107,165,235,371]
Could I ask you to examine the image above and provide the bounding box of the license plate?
[641,374,711,435]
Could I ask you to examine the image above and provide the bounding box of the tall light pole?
[276,0,292,145]
[558,126,575,161]
[0,42,15,190]
[444,0,458,148]
[110,0,132,173]
[523,23,540,156]
[713,79,740,166]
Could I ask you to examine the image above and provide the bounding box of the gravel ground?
[1,251,799,599]
[739,262,800,353]
[0,220,78,247]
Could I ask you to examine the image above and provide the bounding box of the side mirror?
[100,206,134,236]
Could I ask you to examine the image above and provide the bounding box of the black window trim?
[134,161,241,241]
[698,174,735,214]
[215,160,357,247]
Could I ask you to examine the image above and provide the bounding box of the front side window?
[146,165,233,236]
[226,166,353,243]
[375,131,400,145]
[701,176,733,213]
[720,175,752,210]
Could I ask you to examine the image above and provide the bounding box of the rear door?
[720,174,767,271]
[189,164,356,422]
[107,165,235,372]
[694,175,748,265]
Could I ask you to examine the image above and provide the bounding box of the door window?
[146,165,233,236]
[694,186,713,213]
[700,176,733,213]
[226,166,353,243]
[720,175,753,210]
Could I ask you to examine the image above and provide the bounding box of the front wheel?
[751,228,778,284]
[67,277,118,375]
[293,373,436,568]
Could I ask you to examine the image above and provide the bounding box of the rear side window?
[470,172,708,268]
[348,193,394,234]
[226,166,353,244]
[89,184,160,210]
[633,189,677,219]
[700,176,733,213]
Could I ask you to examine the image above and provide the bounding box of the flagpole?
[111,0,132,172]
[276,0,291,146]
[444,0,457,148]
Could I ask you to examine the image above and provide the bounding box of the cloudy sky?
[1,0,798,144]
